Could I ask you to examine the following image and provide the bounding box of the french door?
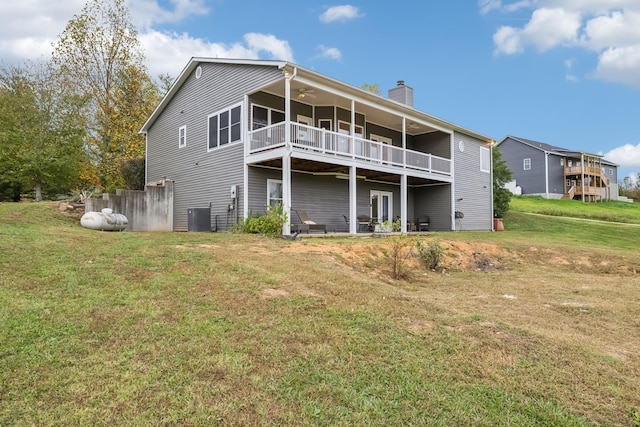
[370,190,393,224]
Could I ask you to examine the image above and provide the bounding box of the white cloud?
[141,31,294,78]
[494,8,581,54]
[564,58,578,81]
[0,2,83,63]
[0,1,294,80]
[485,1,640,87]
[493,26,524,54]
[479,0,502,15]
[319,5,363,23]
[318,45,342,61]
[128,0,209,29]
[604,143,640,167]
[592,45,640,88]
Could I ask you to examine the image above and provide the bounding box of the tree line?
[0,0,169,202]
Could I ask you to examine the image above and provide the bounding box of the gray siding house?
[497,136,618,201]
[140,58,494,233]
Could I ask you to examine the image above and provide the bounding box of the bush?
[416,238,446,270]
[231,204,288,236]
[386,235,414,279]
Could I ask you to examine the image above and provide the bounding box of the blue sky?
[2,0,640,181]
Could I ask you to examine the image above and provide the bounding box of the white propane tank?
[80,208,128,231]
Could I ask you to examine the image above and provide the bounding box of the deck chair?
[294,210,335,234]
[416,215,430,231]
[357,215,371,232]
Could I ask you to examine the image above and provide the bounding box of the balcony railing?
[249,122,451,176]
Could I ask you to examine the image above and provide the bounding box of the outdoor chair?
[357,215,371,232]
[293,210,335,234]
[416,215,430,231]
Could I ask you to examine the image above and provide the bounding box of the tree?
[619,173,640,201]
[52,0,158,192]
[492,146,513,218]
[361,83,382,95]
[0,61,88,201]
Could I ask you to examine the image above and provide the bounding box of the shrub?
[231,204,287,236]
[416,238,446,270]
[386,235,414,279]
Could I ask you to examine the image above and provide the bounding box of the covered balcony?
[248,122,452,177]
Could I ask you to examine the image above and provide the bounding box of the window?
[560,158,564,166]
[609,168,613,176]
[179,125,186,148]
[480,147,490,173]
[267,179,283,208]
[208,104,241,150]
[251,105,284,130]
[523,158,531,170]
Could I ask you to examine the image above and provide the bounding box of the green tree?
[52,0,158,192]
[361,83,382,95]
[0,61,88,201]
[493,146,513,218]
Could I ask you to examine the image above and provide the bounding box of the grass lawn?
[1,201,639,426]
[510,195,640,224]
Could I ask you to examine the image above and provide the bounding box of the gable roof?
[140,57,493,143]
[498,135,618,166]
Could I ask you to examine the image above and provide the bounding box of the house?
[497,136,618,202]
[140,58,495,234]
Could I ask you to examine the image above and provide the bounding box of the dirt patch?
[58,201,85,219]
[284,239,509,275]
[260,288,290,299]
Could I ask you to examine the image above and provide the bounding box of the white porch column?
[243,94,249,220]
[350,99,356,158]
[401,118,407,233]
[283,73,292,235]
[402,117,407,167]
[282,153,291,235]
[400,174,407,233]
[450,133,456,230]
[349,165,357,234]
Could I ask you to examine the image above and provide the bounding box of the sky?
[1,0,640,181]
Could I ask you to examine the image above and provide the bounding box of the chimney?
[388,80,414,107]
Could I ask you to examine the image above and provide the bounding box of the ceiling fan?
[297,88,316,99]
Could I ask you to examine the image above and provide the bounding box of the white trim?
[251,103,285,130]
[370,133,392,144]
[370,190,393,224]
[480,146,490,173]
[267,178,283,208]
[207,102,242,152]
[178,125,186,148]
[318,118,332,131]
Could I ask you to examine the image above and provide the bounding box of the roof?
[498,135,618,167]
[140,57,493,142]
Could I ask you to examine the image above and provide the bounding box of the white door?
[370,190,393,224]
[370,134,392,162]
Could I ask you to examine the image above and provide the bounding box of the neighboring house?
[140,58,495,234]
[497,136,618,202]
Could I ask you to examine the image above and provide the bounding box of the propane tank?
[80,208,128,231]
